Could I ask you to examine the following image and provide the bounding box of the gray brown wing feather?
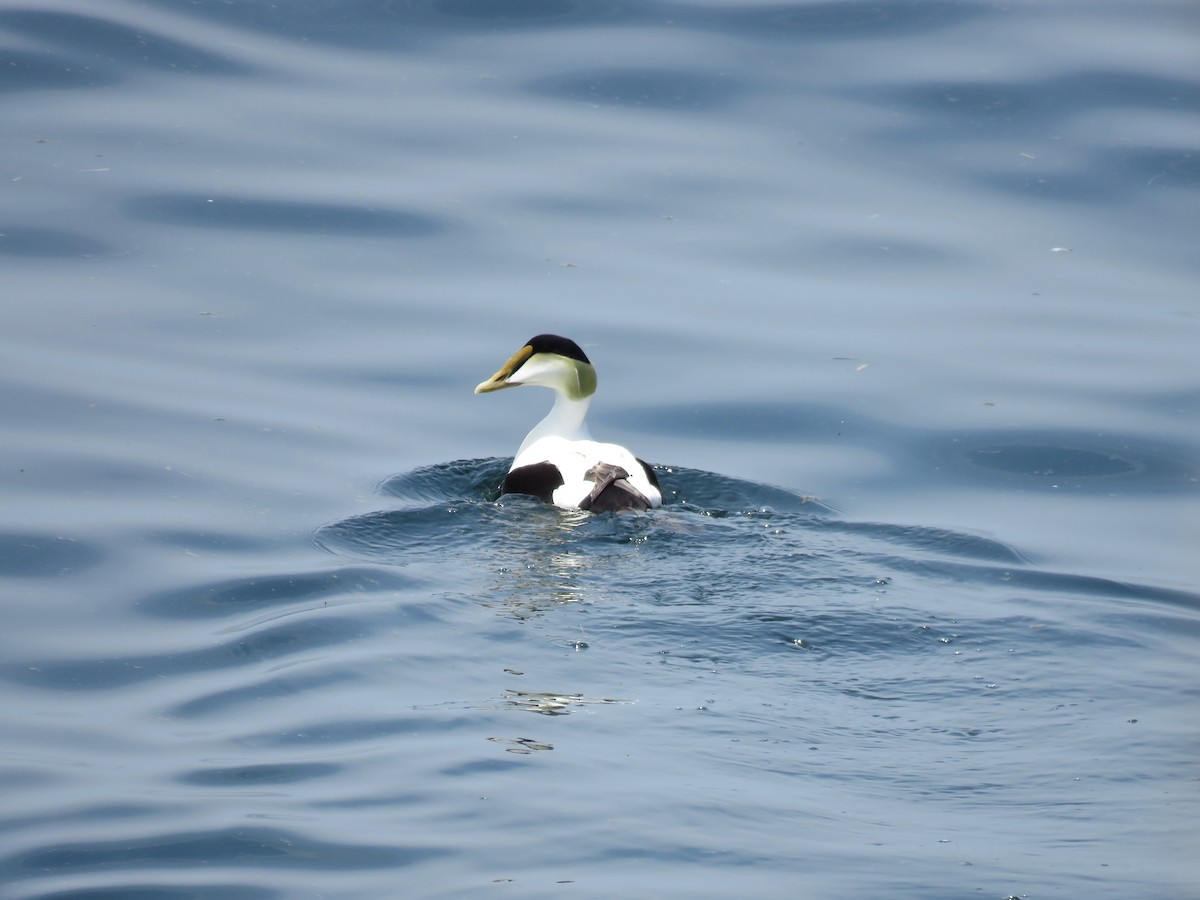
[579,463,652,513]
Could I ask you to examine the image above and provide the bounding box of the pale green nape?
[570,359,597,401]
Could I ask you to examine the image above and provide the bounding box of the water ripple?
[9,824,444,872]
[0,9,255,77]
[527,67,742,111]
[0,49,119,93]
[314,458,1200,617]
[29,887,276,900]
[142,566,419,619]
[625,402,1200,494]
[1,616,366,692]
[123,194,450,238]
[3,1,1195,895]
[0,226,115,258]
[874,71,1197,131]
[176,762,341,788]
[0,532,106,578]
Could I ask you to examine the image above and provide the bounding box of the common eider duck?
[475,334,662,512]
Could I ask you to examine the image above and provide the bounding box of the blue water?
[2,1,1198,898]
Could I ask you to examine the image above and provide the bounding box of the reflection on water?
[502,690,627,716]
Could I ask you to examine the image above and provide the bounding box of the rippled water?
[2,1,1198,898]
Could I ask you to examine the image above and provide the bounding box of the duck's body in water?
[475,334,662,512]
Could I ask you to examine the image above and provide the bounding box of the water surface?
[1,1,1197,897]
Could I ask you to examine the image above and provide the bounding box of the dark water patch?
[27,887,277,900]
[379,457,509,506]
[147,529,278,555]
[0,226,114,258]
[299,366,460,391]
[0,766,54,792]
[1055,69,1196,113]
[147,0,589,48]
[629,569,880,610]
[238,714,469,748]
[518,193,655,217]
[2,616,368,692]
[626,402,1199,495]
[2,803,169,834]
[1113,386,1200,417]
[665,608,966,662]
[876,80,1041,130]
[36,457,212,494]
[875,70,1197,128]
[130,0,987,50]
[0,9,254,77]
[310,789,429,811]
[986,146,1200,205]
[0,381,151,427]
[439,754,530,776]
[167,668,360,720]
[814,519,1027,564]
[137,0,438,49]
[813,234,966,268]
[314,502,524,562]
[718,0,988,39]
[968,444,1138,478]
[431,0,606,24]
[1097,606,1200,649]
[6,825,441,873]
[123,194,449,238]
[872,555,1200,612]
[142,566,418,618]
[658,465,835,514]
[527,68,741,112]
[206,616,365,664]
[1128,147,1200,193]
[177,762,340,787]
[0,532,105,578]
[0,50,118,92]
[920,430,1200,494]
[434,0,987,38]
[621,400,873,443]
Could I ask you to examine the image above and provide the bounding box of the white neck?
[517,389,592,456]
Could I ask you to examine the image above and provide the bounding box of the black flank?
[502,461,565,504]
